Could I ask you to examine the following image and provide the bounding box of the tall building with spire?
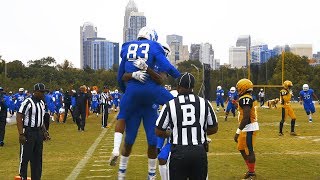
[80,22,97,69]
[123,0,146,42]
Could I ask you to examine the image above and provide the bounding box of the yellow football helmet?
[283,80,293,89]
[236,78,253,95]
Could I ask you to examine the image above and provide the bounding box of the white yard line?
[66,123,112,180]
[89,169,113,172]
[85,175,112,179]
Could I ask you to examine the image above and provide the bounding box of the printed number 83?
[127,43,150,61]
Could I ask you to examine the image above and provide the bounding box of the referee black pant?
[169,144,207,180]
[19,127,43,180]
[101,104,109,127]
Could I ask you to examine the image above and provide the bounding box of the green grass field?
[1,103,320,179]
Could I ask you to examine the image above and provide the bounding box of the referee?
[16,83,50,180]
[156,72,218,180]
[100,85,112,128]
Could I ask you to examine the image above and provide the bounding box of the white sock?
[308,114,312,120]
[148,158,157,176]
[113,132,123,155]
[159,164,168,180]
[119,155,129,173]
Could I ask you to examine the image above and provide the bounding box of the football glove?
[132,70,147,83]
[133,58,148,71]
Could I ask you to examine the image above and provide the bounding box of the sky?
[0,0,319,68]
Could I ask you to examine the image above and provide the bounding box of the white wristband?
[236,128,241,134]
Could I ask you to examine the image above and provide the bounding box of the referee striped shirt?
[100,92,111,105]
[156,93,218,145]
[18,97,45,128]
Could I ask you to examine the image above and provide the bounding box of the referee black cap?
[178,72,195,89]
[34,83,48,92]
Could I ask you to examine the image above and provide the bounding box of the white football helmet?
[137,27,158,41]
[260,88,263,91]
[217,86,222,90]
[302,84,309,91]
[19,88,24,92]
[115,89,118,93]
[161,42,171,57]
[230,87,236,93]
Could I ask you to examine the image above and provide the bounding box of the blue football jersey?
[118,39,180,88]
[227,91,238,102]
[300,89,314,104]
[216,89,224,100]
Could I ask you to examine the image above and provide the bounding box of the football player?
[90,90,100,116]
[52,88,63,122]
[114,31,179,180]
[13,88,26,112]
[225,87,238,121]
[216,86,225,112]
[299,84,319,122]
[234,79,259,180]
[279,80,297,136]
[111,89,121,112]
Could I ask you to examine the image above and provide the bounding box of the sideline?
[66,120,114,180]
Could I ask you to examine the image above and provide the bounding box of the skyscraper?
[83,38,119,70]
[229,46,247,68]
[190,44,201,61]
[236,35,251,66]
[251,44,275,63]
[166,34,189,67]
[80,22,97,69]
[200,43,214,66]
[123,0,146,42]
[123,0,138,42]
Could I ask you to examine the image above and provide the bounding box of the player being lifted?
[113,27,180,180]
[234,78,259,180]
[216,85,225,112]
[299,84,319,122]
[279,80,297,136]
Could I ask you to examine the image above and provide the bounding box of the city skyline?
[0,0,319,68]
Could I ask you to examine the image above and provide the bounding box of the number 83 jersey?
[119,39,180,85]
[237,94,259,132]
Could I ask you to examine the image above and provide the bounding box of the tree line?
[1,52,319,101]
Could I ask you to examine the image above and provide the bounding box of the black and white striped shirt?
[18,97,45,128]
[100,92,111,105]
[156,93,218,145]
